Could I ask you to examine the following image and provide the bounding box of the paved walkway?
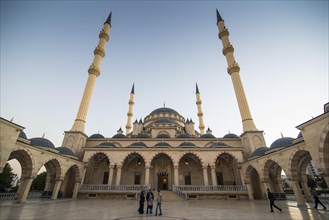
[1,199,328,220]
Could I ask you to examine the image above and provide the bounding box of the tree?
[31,172,47,191]
[0,163,17,192]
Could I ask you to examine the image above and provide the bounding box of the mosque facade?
[0,10,328,205]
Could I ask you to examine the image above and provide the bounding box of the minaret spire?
[125,84,135,135]
[216,9,257,132]
[195,83,205,135]
[216,8,224,23]
[105,11,112,26]
[70,13,112,132]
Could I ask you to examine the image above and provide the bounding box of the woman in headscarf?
[138,190,145,214]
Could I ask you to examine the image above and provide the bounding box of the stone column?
[203,166,209,186]
[108,165,114,185]
[300,181,312,202]
[72,182,81,199]
[290,178,305,206]
[261,180,270,200]
[116,166,122,185]
[174,165,179,186]
[245,183,254,200]
[51,179,63,200]
[81,164,88,184]
[211,165,217,186]
[145,165,150,186]
[18,177,34,203]
[16,177,26,200]
[232,162,240,185]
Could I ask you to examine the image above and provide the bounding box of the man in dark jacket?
[267,188,282,213]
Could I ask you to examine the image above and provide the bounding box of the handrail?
[172,185,187,200]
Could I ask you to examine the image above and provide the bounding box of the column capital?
[109,164,114,169]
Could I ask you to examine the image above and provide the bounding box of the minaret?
[216,9,257,132]
[62,12,112,160]
[125,84,135,135]
[71,12,112,132]
[196,83,205,135]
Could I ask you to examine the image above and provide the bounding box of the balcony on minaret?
[99,29,109,41]
[218,26,229,39]
[222,43,234,56]
[227,61,240,75]
[88,64,101,76]
[94,46,105,57]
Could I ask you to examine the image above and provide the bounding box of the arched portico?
[263,159,284,193]
[61,164,81,198]
[84,152,110,184]
[178,153,203,186]
[289,149,313,206]
[214,153,241,186]
[7,149,34,203]
[245,165,263,200]
[150,153,174,190]
[121,152,146,185]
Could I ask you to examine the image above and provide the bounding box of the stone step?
[158,190,185,202]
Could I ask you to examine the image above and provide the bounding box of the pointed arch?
[319,122,329,174]
[8,148,34,178]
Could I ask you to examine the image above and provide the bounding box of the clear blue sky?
[1,1,328,150]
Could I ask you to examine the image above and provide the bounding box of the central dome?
[150,107,179,115]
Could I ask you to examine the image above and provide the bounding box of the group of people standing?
[138,189,162,216]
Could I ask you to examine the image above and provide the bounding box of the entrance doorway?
[157,172,168,190]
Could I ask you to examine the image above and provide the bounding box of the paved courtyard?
[1,199,328,220]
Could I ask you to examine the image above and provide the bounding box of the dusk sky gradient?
[1,0,328,161]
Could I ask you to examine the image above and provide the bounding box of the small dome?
[270,137,294,149]
[89,133,105,139]
[150,107,179,115]
[201,134,216,138]
[56,147,75,156]
[130,142,147,148]
[112,133,127,138]
[176,134,191,138]
[99,142,116,148]
[154,118,174,124]
[297,132,303,139]
[19,131,27,139]
[30,137,55,149]
[154,142,171,148]
[223,133,239,138]
[211,142,228,148]
[179,142,196,147]
[250,147,269,157]
[137,134,151,138]
[156,133,171,138]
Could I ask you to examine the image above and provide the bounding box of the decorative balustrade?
[79,185,149,192]
[0,193,17,206]
[174,185,247,192]
[319,196,329,204]
[172,185,187,200]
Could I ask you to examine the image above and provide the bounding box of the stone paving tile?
[0,199,328,220]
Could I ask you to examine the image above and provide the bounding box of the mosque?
[0,9,328,205]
